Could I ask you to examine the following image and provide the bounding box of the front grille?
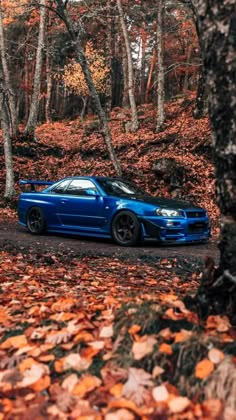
[188,222,208,234]
[185,211,206,218]
[167,229,182,235]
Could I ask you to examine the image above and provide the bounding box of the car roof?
[58,176,124,182]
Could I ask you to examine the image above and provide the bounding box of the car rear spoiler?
[19,180,54,192]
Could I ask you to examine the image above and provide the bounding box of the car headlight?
[156,208,182,217]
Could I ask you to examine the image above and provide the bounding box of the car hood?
[129,195,202,210]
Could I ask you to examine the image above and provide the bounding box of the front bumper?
[140,216,211,243]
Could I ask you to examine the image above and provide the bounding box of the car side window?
[52,180,70,194]
[65,180,98,196]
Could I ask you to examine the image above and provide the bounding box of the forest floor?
[1,96,235,419]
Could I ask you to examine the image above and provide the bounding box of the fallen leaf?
[152,366,165,378]
[72,375,101,396]
[110,383,123,397]
[132,336,157,360]
[99,324,114,338]
[0,335,28,350]
[18,364,47,388]
[105,409,135,420]
[195,359,214,379]
[45,329,72,344]
[159,343,173,355]
[174,329,192,343]
[51,298,76,312]
[62,374,79,392]
[168,396,191,413]
[128,324,141,335]
[63,353,92,371]
[208,348,224,364]
[202,399,224,418]
[31,374,51,392]
[152,385,169,402]
[122,368,153,405]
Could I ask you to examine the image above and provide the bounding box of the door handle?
[61,199,68,204]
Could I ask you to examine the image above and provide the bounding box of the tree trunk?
[0,77,15,198]
[45,45,52,123]
[145,48,157,103]
[116,0,139,132]
[193,63,208,118]
[24,0,46,138]
[55,0,122,176]
[0,7,18,138]
[24,46,30,122]
[183,44,192,92]
[140,21,147,104]
[196,0,236,318]
[121,42,129,108]
[105,0,113,115]
[156,0,165,132]
[81,96,88,133]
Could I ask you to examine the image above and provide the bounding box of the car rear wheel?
[112,211,140,246]
[27,207,46,234]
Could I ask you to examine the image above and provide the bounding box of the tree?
[196,0,236,318]
[0,69,15,198]
[156,0,165,132]
[116,0,139,132]
[185,0,207,118]
[55,0,122,176]
[0,3,18,138]
[63,42,109,130]
[104,0,113,114]
[24,0,46,138]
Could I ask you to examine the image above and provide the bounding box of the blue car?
[18,176,211,246]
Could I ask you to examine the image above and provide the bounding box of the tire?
[27,207,46,234]
[112,210,140,246]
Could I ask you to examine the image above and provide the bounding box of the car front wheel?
[112,211,140,246]
[27,207,46,234]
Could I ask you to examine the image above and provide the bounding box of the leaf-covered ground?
[0,250,236,419]
[0,94,220,235]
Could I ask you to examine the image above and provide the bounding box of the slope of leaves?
[0,250,235,419]
[0,94,219,234]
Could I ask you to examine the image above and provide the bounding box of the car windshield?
[97,178,149,197]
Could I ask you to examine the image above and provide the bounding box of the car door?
[57,179,106,229]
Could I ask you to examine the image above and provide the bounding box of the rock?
[152,158,185,187]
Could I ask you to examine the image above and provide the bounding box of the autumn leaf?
[122,368,153,405]
[128,324,141,335]
[17,364,48,388]
[51,298,76,312]
[152,365,165,378]
[0,335,28,350]
[159,343,173,355]
[109,383,123,397]
[168,397,191,413]
[105,409,135,420]
[132,336,157,360]
[152,385,169,402]
[208,348,224,364]
[56,390,76,413]
[195,359,214,379]
[0,307,11,323]
[174,329,192,343]
[202,399,224,418]
[72,374,102,396]
[45,329,72,345]
[99,324,114,338]
[63,353,92,371]
[61,373,79,392]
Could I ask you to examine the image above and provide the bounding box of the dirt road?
[0,221,219,263]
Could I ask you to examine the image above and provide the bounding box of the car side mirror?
[85,189,99,196]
